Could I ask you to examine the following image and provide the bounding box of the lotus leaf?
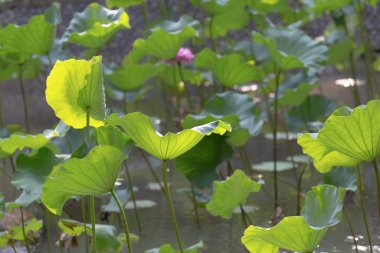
[206,170,261,219]
[46,56,105,129]
[105,112,231,160]
[41,145,126,215]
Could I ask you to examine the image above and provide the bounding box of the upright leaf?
[46,56,105,129]
[206,170,261,219]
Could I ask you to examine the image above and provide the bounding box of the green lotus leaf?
[0,193,4,220]
[183,91,263,137]
[132,28,195,60]
[277,73,319,106]
[146,241,204,253]
[0,133,55,158]
[287,95,337,131]
[106,0,144,8]
[176,135,233,188]
[190,0,244,15]
[327,39,355,65]
[253,161,294,172]
[242,216,327,253]
[105,112,231,160]
[41,145,126,215]
[107,63,164,91]
[206,170,261,219]
[62,3,130,49]
[304,0,351,17]
[0,218,42,242]
[44,2,62,25]
[58,219,136,252]
[1,10,56,55]
[154,15,200,36]
[195,48,263,87]
[254,27,328,74]
[323,167,357,192]
[318,100,380,161]
[12,148,61,207]
[93,125,133,154]
[208,3,249,37]
[301,184,345,228]
[46,56,106,129]
[297,133,360,173]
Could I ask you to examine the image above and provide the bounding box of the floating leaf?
[106,112,231,160]
[125,200,157,209]
[195,48,262,87]
[206,170,261,219]
[146,241,204,253]
[176,135,233,188]
[242,216,327,253]
[63,3,130,49]
[318,100,380,161]
[323,167,357,192]
[297,133,360,173]
[59,219,131,252]
[42,145,126,215]
[107,63,163,91]
[46,56,105,129]
[301,184,345,228]
[12,148,61,207]
[253,161,294,172]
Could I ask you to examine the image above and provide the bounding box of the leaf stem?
[86,108,90,144]
[52,214,63,253]
[356,166,373,253]
[19,207,31,253]
[177,63,194,112]
[296,165,306,216]
[373,159,380,226]
[272,70,281,214]
[160,0,168,19]
[89,196,96,253]
[124,161,143,234]
[18,65,30,132]
[45,207,51,253]
[190,182,201,229]
[141,0,150,24]
[161,160,184,252]
[9,239,17,253]
[81,198,89,253]
[343,207,359,253]
[110,189,133,253]
[139,150,165,194]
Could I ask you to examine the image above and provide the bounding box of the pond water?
[1,69,380,252]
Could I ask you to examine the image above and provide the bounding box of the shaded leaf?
[106,0,144,8]
[146,241,204,253]
[42,145,126,215]
[323,167,357,192]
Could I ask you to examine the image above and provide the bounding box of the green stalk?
[45,207,51,253]
[372,159,380,225]
[9,240,17,253]
[19,207,31,253]
[52,214,63,253]
[356,166,373,253]
[272,70,281,214]
[81,198,89,253]
[190,182,201,229]
[139,150,165,194]
[160,0,168,19]
[124,161,143,234]
[18,65,30,132]
[141,0,150,24]
[89,196,96,253]
[343,207,359,253]
[296,165,306,216]
[177,63,194,112]
[110,189,133,253]
[161,160,184,252]
[239,204,248,229]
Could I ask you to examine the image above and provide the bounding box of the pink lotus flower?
[165,47,195,65]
